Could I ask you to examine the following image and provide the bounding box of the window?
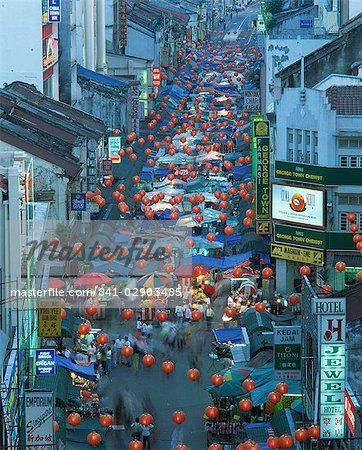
[312,131,318,164]
[287,128,294,161]
[338,155,362,167]
[339,212,362,231]
[338,138,362,149]
[338,196,362,205]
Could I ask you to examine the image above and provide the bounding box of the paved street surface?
[97,312,220,449]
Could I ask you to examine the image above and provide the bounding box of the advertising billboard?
[35,349,55,376]
[25,391,54,446]
[272,183,325,229]
[108,136,121,163]
[273,326,301,380]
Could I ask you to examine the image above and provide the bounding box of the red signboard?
[152,67,161,87]
[102,160,113,175]
[345,388,355,436]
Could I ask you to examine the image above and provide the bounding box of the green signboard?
[256,137,270,220]
[275,160,362,186]
[274,326,301,381]
[274,223,357,250]
[251,115,265,178]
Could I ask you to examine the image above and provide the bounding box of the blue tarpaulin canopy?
[154,168,173,177]
[251,380,302,406]
[183,252,270,270]
[232,164,252,181]
[213,326,243,344]
[55,355,97,381]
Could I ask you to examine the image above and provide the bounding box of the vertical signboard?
[273,326,302,380]
[251,115,264,178]
[70,193,86,211]
[102,160,113,176]
[119,0,127,49]
[152,68,161,87]
[38,300,61,338]
[108,136,121,163]
[48,0,61,23]
[254,120,270,221]
[25,391,54,447]
[314,298,346,440]
[130,86,140,135]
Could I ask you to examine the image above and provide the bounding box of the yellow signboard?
[256,221,272,235]
[38,300,61,338]
[271,243,324,266]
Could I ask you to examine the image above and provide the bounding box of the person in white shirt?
[137,320,142,333]
[141,322,148,335]
[184,304,191,322]
[88,343,97,363]
[115,336,123,364]
[227,294,236,308]
[106,346,112,374]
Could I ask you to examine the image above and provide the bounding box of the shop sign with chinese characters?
[38,300,61,338]
[152,67,161,86]
[316,298,346,439]
[273,326,301,380]
[108,136,121,163]
[25,391,54,447]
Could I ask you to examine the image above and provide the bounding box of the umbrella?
[74,272,112,287]
[174,264,209,278]
[136,273,172,288]
[48,277,65,289]
[206,381,245,398]
[220,367,252,382]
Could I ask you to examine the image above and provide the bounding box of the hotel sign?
[317,298,346,440]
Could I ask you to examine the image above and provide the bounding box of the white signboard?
[244,90,260,112]
[318,299,346,440]
[25,391,54,447]
[313,298,346,315]
[108,136,121,163]
[272,183,325,229]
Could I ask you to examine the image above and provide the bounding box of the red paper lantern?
[87,431,101,446]
[350,223,359,233]
[276,382,289,395]
[86,305,98,316]
[268,391,282,404]
[139,413,153,426]
[78,323,90,335]
[278,434,293,448]
[142,354,155,367]
[255,302,266,313]
[262,267,273,278]
[346,213,356,222]
[99,414,113,427]
[157,310,168,322]
[224,226,234,235]
[299,265,311,276]
[122,309,135,320]
[191,310,203,321]
[238,398,253,411]
[129,440,143,450]
[322,284,333,293]
[242,378,256,392]
[243,217,252,227]
[73,242,84,254]
[294,428,309,443]
[211,374,224,386]
[208,444,222,450]
[60,308,67,319]
[187,368,200,381]
[224,307,236,317]
[81,390,91,399]
[175,445,188,450]
[121,346,134,357]
[97,333,109,345]
[206,232,216,242]
[266,436,280,449]
[53,420,59,433]
[205,406,219,419]
[162,360,175,374]
[85,191,94,200]
[353,234,362,243]
[172,410,186,424]
[67,413,81,427]
[308,424,320,439]
[357,271,362,282]
[335,261,346,272]
[136,259,147,269]
[288,294,300,305]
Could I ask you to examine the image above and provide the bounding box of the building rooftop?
[326,85,362,115]
[0,82,107,178]
[77,65,131,88]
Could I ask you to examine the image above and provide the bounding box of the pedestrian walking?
[137,319,142,333]
[88,342,97,364]
[111,340,117,368]
[206,305,215,331]
[141,422,154,449]
[123,336,132,367]
[115,335,123,364]
[130,417,142,440]
[100,346,107,374]
[106,345,112,374]
[175,305,184,325]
